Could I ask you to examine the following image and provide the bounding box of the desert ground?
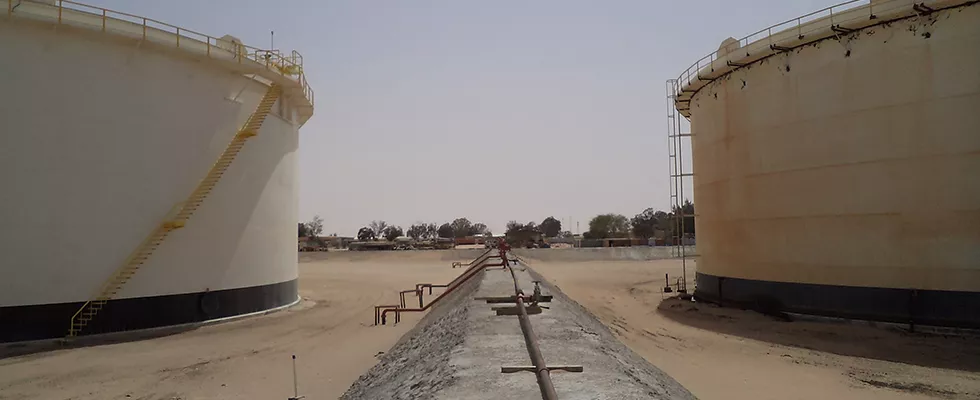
[0,251,465,400]
[530,258,980,400]
[2,251,978,400]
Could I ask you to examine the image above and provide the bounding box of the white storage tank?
[672,0,979,327]
[0,1,314,342]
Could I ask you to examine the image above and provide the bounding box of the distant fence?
[515,246,698,262]
[546,237,696,248]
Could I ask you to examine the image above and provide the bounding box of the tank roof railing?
[668,0,966,117]
[5,0,314,124]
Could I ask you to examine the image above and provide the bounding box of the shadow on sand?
[0,325,199,361]
[657,297,980,373]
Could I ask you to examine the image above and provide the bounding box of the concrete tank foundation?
[343,265,693,399]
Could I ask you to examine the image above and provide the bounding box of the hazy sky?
[97,0,833,236]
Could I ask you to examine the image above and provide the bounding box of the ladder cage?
[665,79,695,293]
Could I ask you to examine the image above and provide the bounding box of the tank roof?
[668,0,971,118]
[4,0,315,125]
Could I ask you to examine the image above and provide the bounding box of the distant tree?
[525,221,538,232]
[587,213,629,239]
[424,223,438,239]
[383,226,403,241]
[630,208,659,239]
[450,218,473,238]
[558,230,573,238]
[471,223,488,235]
[681,200,695,236]
[298,223,310,237]
[357,227,376,241]
[407,224,425,240]
[306,215,324,237]
[539,216,562,238]
[668,200,696,238]
[437,223,454,238]
[368,220,388,240]
[629,208,675,240]
[505,220,540,246]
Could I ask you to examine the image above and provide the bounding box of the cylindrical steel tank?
[674,0,979,327]
[0,2,314,342]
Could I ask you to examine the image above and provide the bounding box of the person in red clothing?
[498,239,511,265]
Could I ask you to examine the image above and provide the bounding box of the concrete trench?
[342,261,695,399]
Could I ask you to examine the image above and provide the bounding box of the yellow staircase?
[68,84,283,338]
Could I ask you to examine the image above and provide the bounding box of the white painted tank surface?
[672,0,979,327]
[0,1,314,342]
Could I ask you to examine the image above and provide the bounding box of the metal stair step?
[66,85,280,338]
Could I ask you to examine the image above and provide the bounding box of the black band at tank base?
[694,272,980,329]
[0,279,298,343]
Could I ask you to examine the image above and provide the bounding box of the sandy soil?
[530,259,980,400]
[5,253,978,400]
[0,251,463,400]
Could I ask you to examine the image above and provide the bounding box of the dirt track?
[0,251,462,400]
[530,259,980,400]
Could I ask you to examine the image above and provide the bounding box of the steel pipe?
[504,247,558,400]
[378,259,504,324]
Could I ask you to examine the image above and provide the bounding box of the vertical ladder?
[68,84,282,337]
[665,79,694,293]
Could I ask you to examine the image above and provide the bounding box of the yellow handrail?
[67,201,182,335]
[6,0,314,111]
[68,300,90,332]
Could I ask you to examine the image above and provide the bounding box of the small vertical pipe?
[176,28,180,47]
[57,0,62,24]
[908,289,918,333]
[717,277,724,307]
[101,9,105,32]
[142,18,146,41]
[291,355,299,399]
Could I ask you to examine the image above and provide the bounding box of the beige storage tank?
[0,1,314,342]
[672,0,979,327]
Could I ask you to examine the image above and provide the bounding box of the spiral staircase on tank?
[67,84,282,338]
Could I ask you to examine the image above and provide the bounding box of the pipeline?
[452,248,495,268]
[446,251,499,287]
[377,253,504,325]
[414,250,501,299]
[503,246,559,400]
